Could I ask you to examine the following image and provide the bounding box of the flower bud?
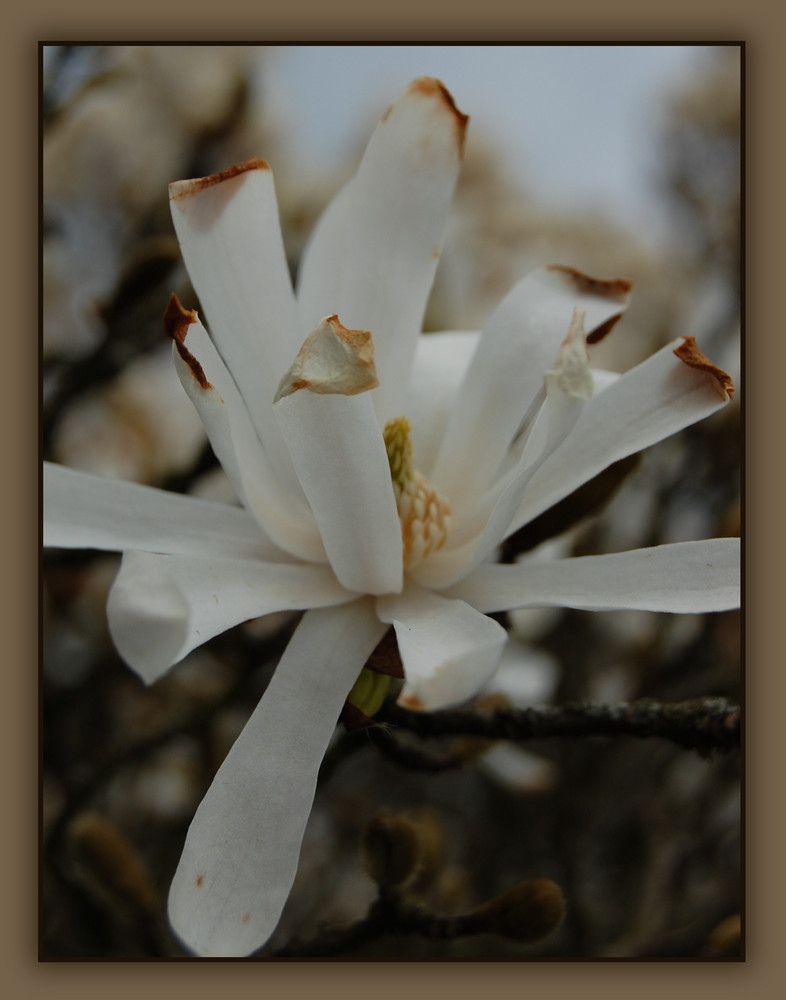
[469,878,565,942]
[705,913,741,957]
[361,812,420,890]
[401,806,448,891]
[67,811,158,916]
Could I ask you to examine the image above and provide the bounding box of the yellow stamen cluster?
[383,416,452,570]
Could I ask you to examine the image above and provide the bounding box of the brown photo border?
[7,3,783,997]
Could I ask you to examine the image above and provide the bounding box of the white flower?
[43,78,739,958]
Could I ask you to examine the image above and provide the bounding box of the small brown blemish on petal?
[674,337,735,399]
[169,158,270,200]
[164,293,212,389]
[196,875,204,888]
[399,692,426,712]
[242,912,250,923]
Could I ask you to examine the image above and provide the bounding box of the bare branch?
[377,697,740,756]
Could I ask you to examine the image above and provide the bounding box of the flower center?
[383,416,452,570]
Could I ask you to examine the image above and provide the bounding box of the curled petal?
[169,301,326,563]
[107,551,356,684]
[169,159,305,501]
[168,599,388,957]
[376,585,507,711]
[443,539,741,615]
[43,461,278,561]
[273,315,379,401]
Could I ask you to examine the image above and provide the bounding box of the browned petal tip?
[547,265,633,344]
[164,292,212,389]
[674,337,735,399]
[383,77,469,155]
[411,76,469,125]
[274,315,379,402]
[547,264,633,302]
[169,158,270,200]
[324,314,374,351]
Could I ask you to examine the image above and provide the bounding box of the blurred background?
[41,44,741,959]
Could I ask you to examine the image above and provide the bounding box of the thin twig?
[377,697,740,756]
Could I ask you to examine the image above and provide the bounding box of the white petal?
[168,599,388,957]
[506,337,734,535]
[443,539,741,614]
[43,462,278,560]
[405,330,480,477]
[298,78,467,423]
[169,302,325,563]
[106,551,356,684]
[274,389,403,595]
[376,585,507,711]
[431,266,632,513]
[296,178,354,332]
[169,160,305,499]
[411,360,587,591]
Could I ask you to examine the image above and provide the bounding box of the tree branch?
[377,697,740,756]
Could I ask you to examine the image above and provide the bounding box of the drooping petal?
[505,336,734,536]
[431,266,632,513]
[168,598,388,958]
[169,159,305,500]
[297,78,468,423]
[167,296,326,564]
[443,539,741,614]
[43,461,279,561]
[274,386,403,596]
[106,550,356,684]
[376,585,507,711]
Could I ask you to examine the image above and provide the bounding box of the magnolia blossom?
[43,78,739,958]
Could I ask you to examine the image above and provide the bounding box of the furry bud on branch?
[361,812,420,890]
[466,878,565,942]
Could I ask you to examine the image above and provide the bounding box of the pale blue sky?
[264,44,723,245]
